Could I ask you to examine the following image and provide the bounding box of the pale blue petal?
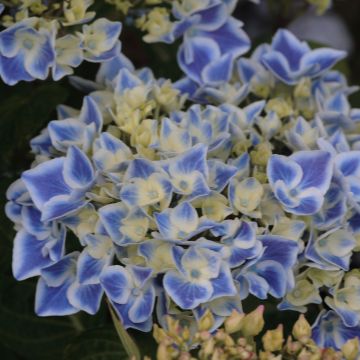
[12,230,54,280]
[261,51,294,84]
[302,48,346,78]
[63,146,94,189]
[98,202,128,244]
[208,160,237,192]
[0,53,33,85]
[40,252,78,287]
[178,37,220,84]
[267,154,303,188]
[128,286,155,323]
[35,277,78,316]
[22,157,69,210]
[291,150,332,193]
[272,29,310,71]
[67,282,103,315]
[79,96,103,131]
[41,195,86,222]
[210,265,237,299]
[163,271,212,309]
[100,265,132,304]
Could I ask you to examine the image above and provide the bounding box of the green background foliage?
[0,1,359,359]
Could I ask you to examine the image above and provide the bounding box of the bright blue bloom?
[196,220,262,268]
[207,159,237,192]
[5,179,66,280]
[120,158,172,209]
[36,252,103,316]
[313,177,347,230]
[0,19,55,85]
[162,144,210,201]
[48,96,103,153]
[319,92,360,135]
[285,117,319,151]
[162,105,231,155]
[267,150,333,215]
[80,19,122,62]
[100,265,155,331]
[261,29,346,85]
[305,229,356,271]
[163,246,236,309]
[22,145,95,221]
[234,235,299,299]
[99,202,150,245]
[93,132,133,182]
[312,310,360,350]
[77,234,114,285]
[171,1,250,86]
[12,212,66,281]
[335,151,360,207]
[153,201,215,242]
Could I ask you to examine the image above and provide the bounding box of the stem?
[69,314,85,333]
[107,300,141,360]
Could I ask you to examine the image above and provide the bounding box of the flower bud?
[224,310,245,334]
[198,310,215,332]
[292,314,311,341]
[342,338,360,360]
[262,325,284,352]
[241,305,265,337]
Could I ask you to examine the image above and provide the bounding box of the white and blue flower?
[0,19,56,85]
[22,145,95,221]
[163,246,236,309]
[100,265,155,331]
[262,29,346,85]
[267,150,333,215]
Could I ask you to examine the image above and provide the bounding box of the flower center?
[23,38,34,50]
[190,269,201,279]
[131,288,141,297]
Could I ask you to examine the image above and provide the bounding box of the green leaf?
[0,276,79,360]
[0,82,68,174]
[108,303,141,360]
[63,327,128,360]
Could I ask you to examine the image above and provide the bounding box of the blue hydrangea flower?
[313,177,347,230]
[267,150,333,215]
[80,18,122,62]
[162,144,210,201]
[234,235,299,300]
[318,92,360,135]
[335,151,360,208]
[22,145,95,221]
[173,1,250,86]
[0,19,55,85]
[197,219,262,268]
[120,159,172,209]
[261,29,346,85]
[305,229,356,271]
[100,265,155,331]
[312,310,360,350]
[48,96,103,153]
[163,246,236,309]
[99,202,150,245]
[153,201,215,243]
[36,252,103,316]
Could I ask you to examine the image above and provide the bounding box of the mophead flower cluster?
[4,0,360,354]
[0,0,121,84]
